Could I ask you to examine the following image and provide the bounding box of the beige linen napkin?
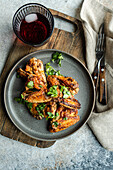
[80,0,113,151]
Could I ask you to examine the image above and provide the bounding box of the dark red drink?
[19,13,50,44]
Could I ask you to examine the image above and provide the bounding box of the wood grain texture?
[0,9,85,148]
[99,66,107,105]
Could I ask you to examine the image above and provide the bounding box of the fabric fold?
[80,0,113,151]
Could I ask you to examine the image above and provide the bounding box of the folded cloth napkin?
[80,0,113,151]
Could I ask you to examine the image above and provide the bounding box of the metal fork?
[92,23,105,93]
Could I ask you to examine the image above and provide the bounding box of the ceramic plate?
[4,49,95,141]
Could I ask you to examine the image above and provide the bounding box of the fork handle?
[99,66,107,104]
[92,62,99,93]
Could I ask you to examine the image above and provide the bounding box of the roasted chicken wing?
[47,75,79,95]
[49,106,80,133]
[58,98,81,109]
[22,90,52,103]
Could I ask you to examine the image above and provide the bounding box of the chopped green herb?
[56,70,61,76]
[47,85,58,97]
[53,122,59,127]
[63,117,68,120]
[52,52,64,67]
[60,85,71,99]
[26,102,33,110]
[46,112,59,120]
[52,52,60,63]
[55,112,59,117]
[14,97,28,104]
[47,112,55,118]
[27,81,34,89]
[21,94,24,99]
[39,85,42,88]
[38,113,44,117]
[46,62,62,76]
[16,74,20,78]
[35,103,46,118]
[14,97,23,104]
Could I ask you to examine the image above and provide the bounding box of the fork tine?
[95,23,105,52]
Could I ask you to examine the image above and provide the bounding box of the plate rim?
[4,49,95,141]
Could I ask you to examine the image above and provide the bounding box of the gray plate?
[4,49,95,141]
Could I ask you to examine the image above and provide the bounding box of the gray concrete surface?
[0,0,113,169]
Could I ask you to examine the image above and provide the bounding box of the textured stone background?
[0,0,113,169]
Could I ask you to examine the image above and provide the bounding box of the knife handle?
[99,66,107,104]
[92,62,99,93]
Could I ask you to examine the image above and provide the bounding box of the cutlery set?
[92,23,107,105]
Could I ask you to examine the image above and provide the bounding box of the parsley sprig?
[46,62,62,76]
[46,112,59,120]
[47,85,58,97]
[27,81,34,89]
[52,52,64,67]
[35,103,46,118]
[60,85,71,99]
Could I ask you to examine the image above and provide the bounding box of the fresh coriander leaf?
[58,53,63,60]
[60,85,65,92]
[46,117,49,120]
[51,59,55,63]
[53,122,59,127]
[52,52,59,61]
[38,112,44,117]
[56,70,61,76]
[16,74,20,78]
[58,60,61,67]
[21,94,24,99]
[14,97,22,103]
[63,93,69,99]
[27,81,34,89]
[47,112,53,117]
[55,112,59,117]
[47,86,58,97]
[39,85,42,88]
[26,102,33,110]
[63,117,68,120]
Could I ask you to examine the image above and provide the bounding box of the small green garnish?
[60,85,71,99]
[47,85,58,97]
[47,112,55,118]
[46,112,59,120]
[21,94,24,99]
[38,113,44,117]
[53,122,59,127]
[51,52,60,63]
[16,74,20,78]
[52,52,64,67]
[55,112,59,117]
[35,103,46,118]
[26,102,33,110]
[39,85,42,88]
[46,62,62,76]
[14,97,28,104]
[63,117,68,120]
[27,81,34,89]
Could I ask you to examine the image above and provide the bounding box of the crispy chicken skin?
[25,75,47,92]
[28,103,42,120]
[58,98,81,109]
[22,90,52,103]
[49,106,80,133]
[47,75,79,95]
[25,58,47,83]
[43,101,57,118]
